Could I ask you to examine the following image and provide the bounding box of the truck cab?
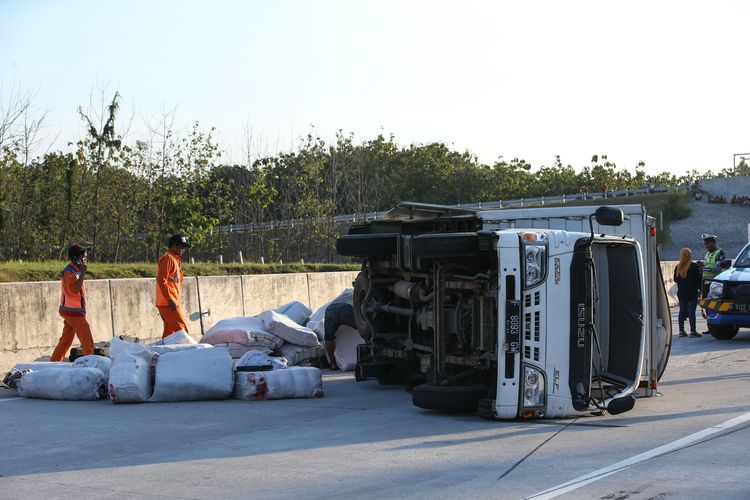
[700,243,750,339]
[337,203,671,419]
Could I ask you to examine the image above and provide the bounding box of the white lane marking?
[526,411,750,499]
[0,397,23,403]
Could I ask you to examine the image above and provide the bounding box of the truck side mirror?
[607,395,636,415]
[719,259,733,269]
[594,206,624,227]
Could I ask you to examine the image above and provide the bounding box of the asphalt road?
[1,312,748,500]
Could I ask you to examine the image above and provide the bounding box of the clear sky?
[1,0,749,174]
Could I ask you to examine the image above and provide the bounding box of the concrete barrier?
[195,276,244,333]
[242,273,310,316]
[307,272,358,310]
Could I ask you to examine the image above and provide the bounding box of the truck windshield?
[733,245,750,268]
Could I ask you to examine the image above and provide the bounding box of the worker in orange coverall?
[50,244,95,361]
[156,234,191,338]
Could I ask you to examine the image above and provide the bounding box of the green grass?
[0,261,359,283]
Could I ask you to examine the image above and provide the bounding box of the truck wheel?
[708,324,739,340]
[336,233,399,257]
[353,271,373,339]
[411,384,488,412]
[411,232,479,258]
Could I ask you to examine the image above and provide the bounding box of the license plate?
[505,300,520,353]
[733,303,750,313]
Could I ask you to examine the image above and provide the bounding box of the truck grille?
[523,290,545,364]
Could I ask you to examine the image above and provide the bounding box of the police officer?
[700,234,725,298]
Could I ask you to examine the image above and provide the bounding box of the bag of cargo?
[150,347,233,402]
[4,362,73,389]
[150,343,213,355]
[108,337,155,404]
[73,355,112,378]
[237,350,288,370]
[200,317,283,350]
[210,342,273,359]
[17,367,107,400]
[258,310,320,347]
[233,366,324,400]
[274,301,312,326]
[152,329,197,346]
[278,343,323,366]
[333,325,365,372]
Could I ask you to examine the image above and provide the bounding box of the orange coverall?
[156,251,188,337]
[50,263,94,361]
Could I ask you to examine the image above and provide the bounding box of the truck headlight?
[708,281,724,298]
[522,365,546,408]
[522,234,547,288]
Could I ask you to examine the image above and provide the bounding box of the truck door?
[650,233,672,381]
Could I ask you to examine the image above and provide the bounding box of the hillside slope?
[662,198,750,260]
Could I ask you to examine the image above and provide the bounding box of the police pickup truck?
[336,203,671,419]
[700,243,750,339]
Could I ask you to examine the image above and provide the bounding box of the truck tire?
[336,233,399,257]
[412,384,488,412]
[411,232,479,258]
[708,324,739,340]
[353,271,373,339]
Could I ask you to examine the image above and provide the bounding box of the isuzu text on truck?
[336,203,671,419]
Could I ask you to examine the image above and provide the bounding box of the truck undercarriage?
[337,203,665,419]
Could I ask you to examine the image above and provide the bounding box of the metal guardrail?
[215,186,673,233]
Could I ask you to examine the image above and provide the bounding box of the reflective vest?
[155,251,183,306]
[703,248,724,279]
[59,264,86,316]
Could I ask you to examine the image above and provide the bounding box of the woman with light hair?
[673,247,702,337]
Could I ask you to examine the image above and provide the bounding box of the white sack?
[200,317,283,350]
[306,305,327,341]
[18,367,106,400]
[279,343,323,366]
[12,361,74,372]
[150,347,233,402]
[259,310,320,347]
[237,350,288,370]
[232,367,324,400]
[274,301,312,326]
[150,343,213,355]
[307,288,354,341]
[333,325,365,372]
[74,355,112,378]
[108,337,155,404]
[152,329,198,346]
[211,342,273,359]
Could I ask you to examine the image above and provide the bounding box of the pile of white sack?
[6,291,367,402]
[10,329,324,403]
[199,296,362,369]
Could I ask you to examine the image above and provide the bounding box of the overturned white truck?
[337,203,671,419]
